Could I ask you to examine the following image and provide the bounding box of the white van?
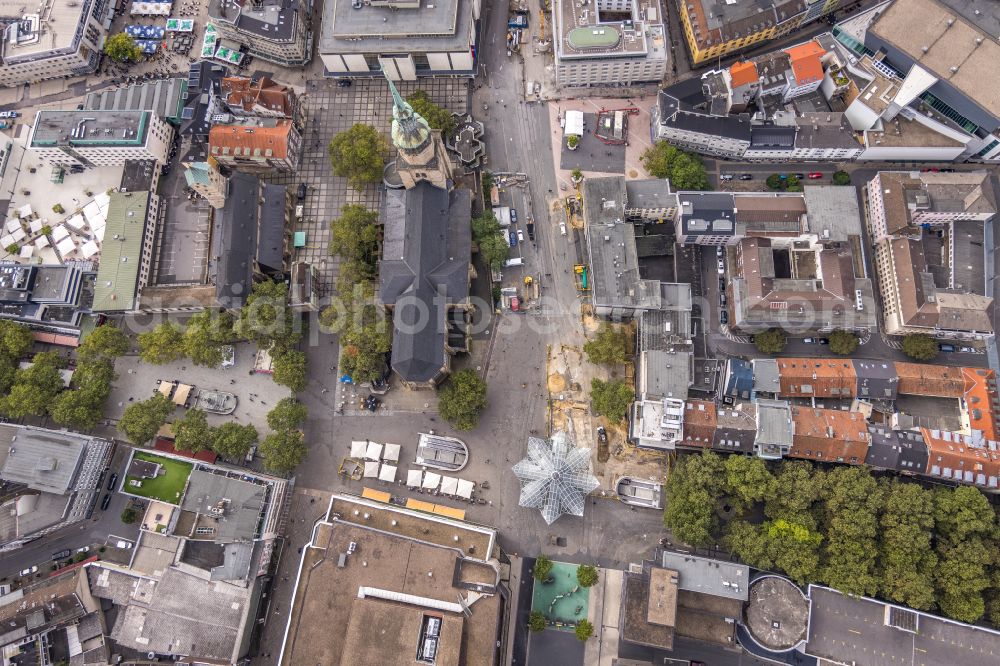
[504,258,523,267]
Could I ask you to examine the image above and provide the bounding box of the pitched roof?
[729,60,758,87]
[221,76,296,116]
[893,362,965,398]
[776,358,857,399]
[380,183,471,384]
[921,427,1000,489]
[681,400,717,448]
[209,120,293,159]
[790,407,869,464]
[785,39,825,86]
[92,192,151,312]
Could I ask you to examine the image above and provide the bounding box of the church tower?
[384,69,454,190]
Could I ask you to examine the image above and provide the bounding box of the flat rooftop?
[555,0,666,59]
[321,0,474,55]
[0,425,86,494]
[660,551,749,601]
[806,585,1000,666]
[180,469,267,542]
[0,2,91,62]
[866,117,966,148]
[868,0,1000,121]
[29,110,151,149]
[803,185,863,243]
[208,0,301,41]
[281,495,502,666]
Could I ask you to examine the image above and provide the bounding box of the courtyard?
[531,561,591,629]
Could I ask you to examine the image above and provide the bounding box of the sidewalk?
[584,568,623,666]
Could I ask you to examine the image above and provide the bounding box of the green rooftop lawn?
[123,452,193,505]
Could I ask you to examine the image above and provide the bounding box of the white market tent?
[564,110,584,137]
[80,241,99,259]
[56,237,76,256]
[382,442,400,462]
[52,225,69,241]
[131,1,172,15]
[17,204,32,219]
[406,469,423,487]
[66,214,86,231]
[422,472,441,490]
[34,236,49,249]
[28,220,42,233]
[457,479,475,500]
[378,464,397,483]
[18,245,32,259]
[363,461,379,478]
[6,219,21,232]
[440,476,459,496]
[8,227,24,242]
[350,441,368,458]
[365,442,383,461]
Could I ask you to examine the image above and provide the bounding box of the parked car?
[76,546,90,554]
[52,549,71,561]
[597,426,608,445]
[720,293,727,306]
[720,174,734,181]
[808,172,824,179]
[720,311,729,325]
[337,79,352,88]
[297,182,307,200]
[939,343,956,352]
[717,259,725,275]
[804,337,816,344]
[509,230,518,247]
[100,494,111,511]
[510,208,518,224]
[719,277,726,291]
[510,296,520,312]
[116,540,133,550]
[106,472,118,491]
[559,222,567,236]
[960,346,976,353]
[819,338,830,345]
[0,111,19,119]
[739,173,754,180]
[517,229,525,242]
[18,565,38,576]
[716,246,723,258]
[793,173,806,180]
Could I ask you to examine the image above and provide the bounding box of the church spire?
[381,65,431,154]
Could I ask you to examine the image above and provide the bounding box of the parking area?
[558,113,626,174]
[106,342,285,432]
[154,161,212,285]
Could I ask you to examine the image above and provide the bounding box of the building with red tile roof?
[209,118,301,173]
[893,362,965,398]
[775,358,857,399]
[960,367,999,441]
[790,407,869,465]
[784,40,826,91]
[221,76,299,121]
[921,427,1000,490]
[729,61,759,88]
[681,400,717,449]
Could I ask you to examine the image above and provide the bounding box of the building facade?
[553,0,668,88]
[27,110,173,167]
[208,118,301,172]
[0,0,109,88]
[207,0,312,66]
[319,0,480,80]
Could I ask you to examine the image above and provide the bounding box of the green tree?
[785,175,803,192]
[324,282,392,384]
[50,359,115,430]
[407,90,456,135]
[138,322,186,364]
[640,143,709,190]
[583,324,629,365]
[184,310,235,367]
[534,555,553,581]
[328,124,388,190]
[77,324,129,363]
[766,174,783,190]
[212,422,259,460]
[329,204,380,280]
[726,521,772,570]
[723,455,775,511]
[272,349,307,392]
[827,329,859,356]
[567,134,579,149]
[471,211,501,242]
[818,466,883,597]
[575,620,594,641]
[103,33,143,63]
[767,519,823,584]
[118,394,174,445]
[576,564,599,588]
[754,328,786,355]
[878,480,937,610]
[478,233,510,269]
[590,378,633,421]
[529,611,547,633]
[0,319,34,360]
[267,398,308,433]
[832,170,851,186]
[173,408,214,453]
[438,368,488,431]
[238,281,300,353]
[260,430,307,474]
[764,461,822,529]
[933,486,996,623]
[902,333,938,361]
[120,506,139,524]
[1,351,64,418]
[664,451,725,547]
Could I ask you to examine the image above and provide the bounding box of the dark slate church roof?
[380,182,471,384]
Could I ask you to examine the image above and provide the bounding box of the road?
[0,444,141,583]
